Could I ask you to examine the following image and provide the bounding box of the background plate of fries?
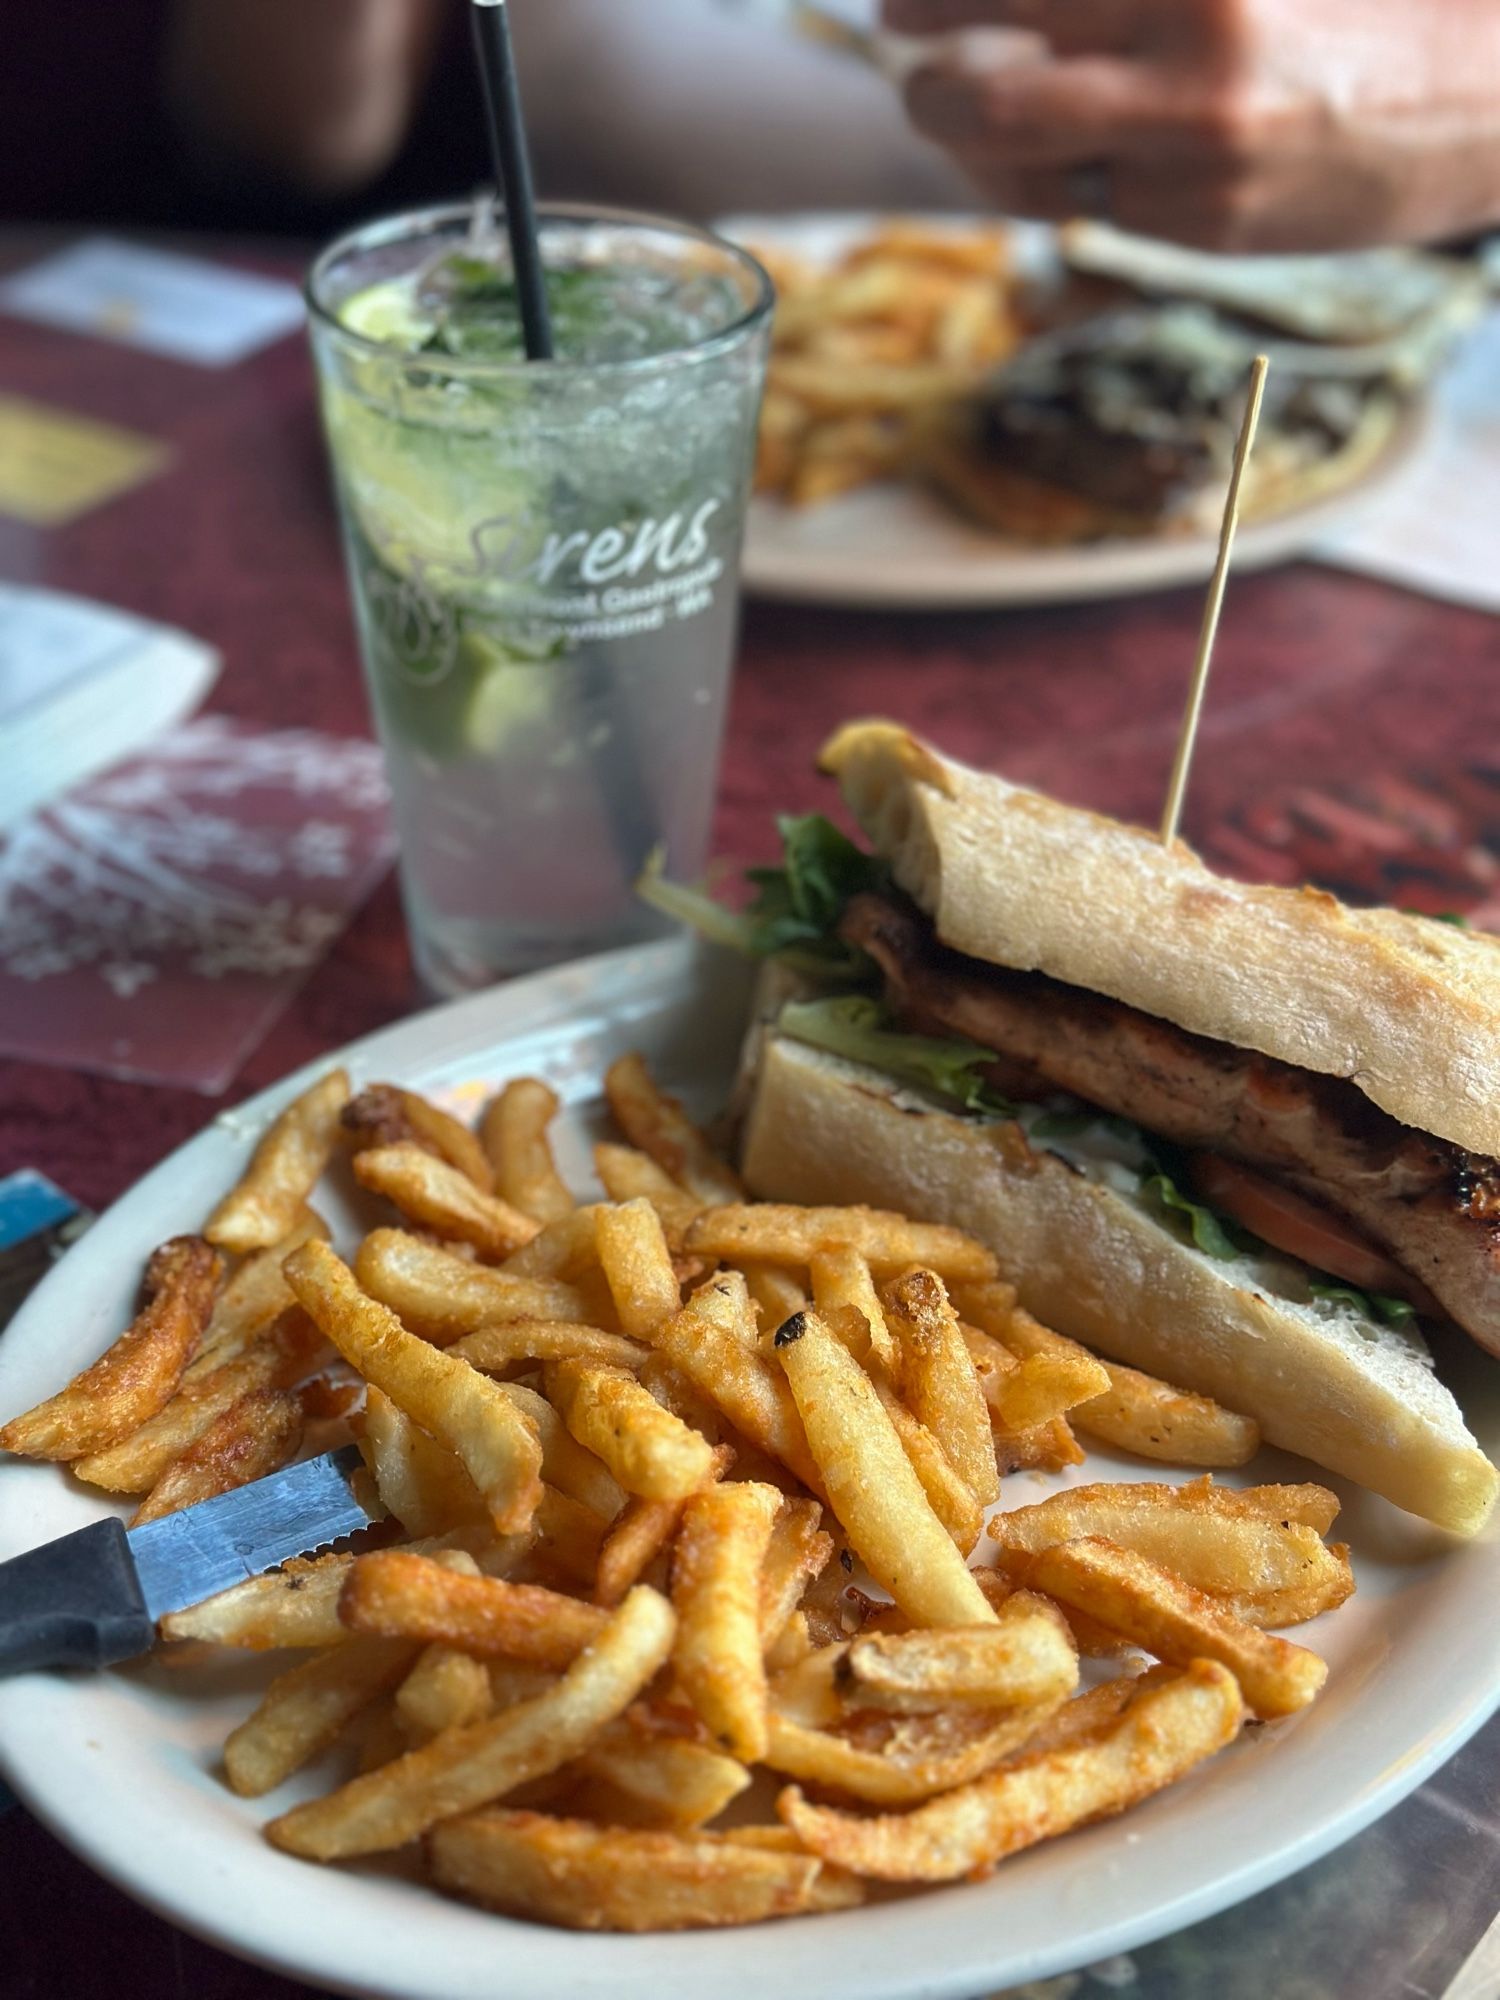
[2,935,1498,2000]
[730,214,1427,608]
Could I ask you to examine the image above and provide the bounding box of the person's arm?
[508,0,972,218]
[163,0,449,199]
[883,0,1500,251]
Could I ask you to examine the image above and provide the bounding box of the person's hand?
[883,0,1500,251]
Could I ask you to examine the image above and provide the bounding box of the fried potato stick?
[774,1310,995,1628]
[267,1584,676,1859]
[284,1241,543,1535]
[482,1079,575,1224]
[428,1810,860,1929]
[205,1069,349,1254]
[779,1660,1244,1879]
[671,1480,782,1762]
[0,1236,220,1461]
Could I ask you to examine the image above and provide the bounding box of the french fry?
[671,1480,782,1762]
[841,1594,1077,1713]
[205,1069,350,1254]
[493,1382,625,1522]
[184,1210,329,1382]
[994,1415,1085,1475]
[354,1229,591,1346]
[774,1310,995,1628]
[131,1385,304,1525]
[396,1642,493,1746]
[546,1360,717,1503]
[646,1271,820,1489]
[358,1385,490,1538]
[779,1659,1244,1879]
[762,1702,1063,1809]
[1020,1538,1329,1719]
[352,1144,540,1261]
[741,1261,809,1331]
[448,1320,648,1375]
[768,355,989,417]
[341,1550,608,1667]
[765,1610,814,1676]
[884,1270,999,1507]
[225,1635,420,1797]
[0,1236,220,1461]
[497,1206,605,1281]
[768,1642,847,1729]
[687,1205,997,1284]
[427,1810,861,1930]
[343,1084,495,1192]
[866,1369,984,1556]
[595,1445,734,1608]
[267,1584,677,1859]
[284,1241,543,1535]
[961,1321,1112,1436]
[955,1286,1260,1469]
[594,1143,706,1247]
[160,1551,357,1650]
[481,1079,575,1224]
[593,1198,682,1340]
[810,1246,897,1372]
[531,1486,611,1590]
[571,1725,751,1830]
[74,1307,324,1493]
[987,1480,1354,1628]
[605,1054,743,1205]
[159,1527,503,1651]
[758,1498,834,1653]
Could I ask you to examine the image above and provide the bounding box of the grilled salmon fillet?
[841,893,1500,1356]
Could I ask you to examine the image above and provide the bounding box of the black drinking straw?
[467,0,662,898]
[469,0,553,360]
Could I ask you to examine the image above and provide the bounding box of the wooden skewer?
[1159,353,1271,847]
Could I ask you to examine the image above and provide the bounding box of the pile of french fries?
[753,223,1027,507]
[1,1053,1358,1930]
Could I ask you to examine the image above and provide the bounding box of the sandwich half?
[702,722,1500,1536]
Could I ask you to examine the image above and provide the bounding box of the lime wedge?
[339,277,435,351]
[457,630,550,756]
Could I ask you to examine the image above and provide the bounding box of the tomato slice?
[1189,1153,1414,1296]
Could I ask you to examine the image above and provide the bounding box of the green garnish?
[639,814,889,978]
[1307,1281,1415,1327]
[778,995,1017,1118]
[1141,1172,1250,1259]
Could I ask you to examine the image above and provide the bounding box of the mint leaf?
[1307,1280,1415,1327]
[778,996,1017,1117]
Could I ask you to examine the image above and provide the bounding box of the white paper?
[0,585,219,829]
[0,238,305,367]
[1313,309,1500,613]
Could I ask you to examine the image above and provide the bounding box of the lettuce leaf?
[778,995,1018,1117]
[1140,1171,1248,1259]
[639,815,889,978]
[1307,1280,1415,1327]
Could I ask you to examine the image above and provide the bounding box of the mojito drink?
[307,206,771,993]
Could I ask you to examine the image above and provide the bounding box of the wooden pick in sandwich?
[1159,353,1271,847]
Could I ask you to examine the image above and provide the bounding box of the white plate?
[2,936,1498,2000]
[727,213,1430,608]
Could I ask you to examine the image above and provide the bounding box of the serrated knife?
[0,1446,382,1676]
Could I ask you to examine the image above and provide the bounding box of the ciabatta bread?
[741,1034,1499,1536]
[820,721,1500,1160]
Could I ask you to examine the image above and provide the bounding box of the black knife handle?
[0,1518,155,1675]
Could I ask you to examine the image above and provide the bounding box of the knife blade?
[0,1446,383,1678]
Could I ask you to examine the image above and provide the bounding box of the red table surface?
[2,236,1499,1999]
